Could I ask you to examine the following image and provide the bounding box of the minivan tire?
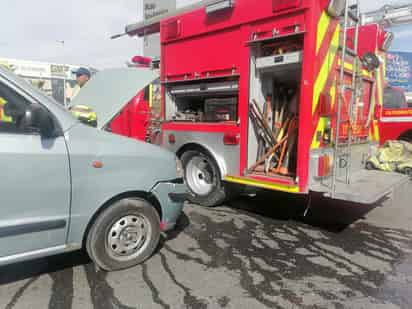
[86,198,160,271]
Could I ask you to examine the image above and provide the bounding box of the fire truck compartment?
[247,38,303,182]
[165,80,239,123]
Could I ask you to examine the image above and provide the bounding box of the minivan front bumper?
[150,179,188,231]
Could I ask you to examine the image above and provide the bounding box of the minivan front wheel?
[86,198,160,271]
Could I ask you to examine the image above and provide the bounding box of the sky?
[0,0,411,69]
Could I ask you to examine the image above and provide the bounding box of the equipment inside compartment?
[170,96,238,122]
[165,80,239,123]
[249,84,300,178]
[248,37,303,179]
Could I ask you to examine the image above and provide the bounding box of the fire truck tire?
[181,150,227,207]
[403,167,412,177]
[365,161,375,170]
[399,133,412,143]
[86,198,160,271]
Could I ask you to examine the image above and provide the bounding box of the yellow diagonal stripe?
[376,65,383,106]
[311,84,336,149]
[313,24,340,115]
[373,120,380,142]
[311,117,327,149]
[316,12,331,54]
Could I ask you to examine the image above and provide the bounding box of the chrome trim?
[168,81,238,97]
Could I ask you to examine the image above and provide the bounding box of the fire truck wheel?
[399,135,412,143]
[86,198,161,271]
[181,150,227,207]
[365,161,375,170]
[403,167,412,177]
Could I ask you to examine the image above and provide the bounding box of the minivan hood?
[70,68,158,129]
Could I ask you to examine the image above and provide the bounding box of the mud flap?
[324,170,409,204]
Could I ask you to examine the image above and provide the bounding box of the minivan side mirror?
[24,104,57,138]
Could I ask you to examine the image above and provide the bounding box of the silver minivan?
[0,66,187,271]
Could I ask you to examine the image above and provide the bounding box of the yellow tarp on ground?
[367,141,412,176]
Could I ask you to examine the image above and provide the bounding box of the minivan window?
[0,82,31,133]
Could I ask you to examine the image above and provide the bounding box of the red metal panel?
[349,24,390,58]
[273,0,302,12]
[379,121,412,142]
[163,27,243,81]
[247,13,306,42]
[109,90,150,141]
[162,19,181,40]
[297,4,318,193]
[161,0,310,82]
[379,108,412,143]
[250,174,296,186]
[160,0,311,44]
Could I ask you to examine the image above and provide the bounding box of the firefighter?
[68,67,97,127]
[71,67,91,100]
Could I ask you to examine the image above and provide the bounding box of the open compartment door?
[247,33,303,184]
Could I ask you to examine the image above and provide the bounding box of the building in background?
[143,0,176,58]
[0,57,96,106]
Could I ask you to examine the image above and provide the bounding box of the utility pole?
[56,40,67,107]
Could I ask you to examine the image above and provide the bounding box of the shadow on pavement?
[228,189,381,233]
[166,192,412,308]
[0,251,90,286]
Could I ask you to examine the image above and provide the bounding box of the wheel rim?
[186,155,216,196]
[106,215,151,262]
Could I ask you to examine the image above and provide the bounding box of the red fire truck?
[361,4,412,144]
[378,85,412,144]
[108,56,161,142]
[124,0,408,206]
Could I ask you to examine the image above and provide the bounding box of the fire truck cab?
[353,23,412,145]
[379,85,412,144]
[126,0,408,206]
[360,4,412,144]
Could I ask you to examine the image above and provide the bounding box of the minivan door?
[0,79,70,259]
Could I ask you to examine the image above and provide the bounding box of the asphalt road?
[0,181,411,309]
